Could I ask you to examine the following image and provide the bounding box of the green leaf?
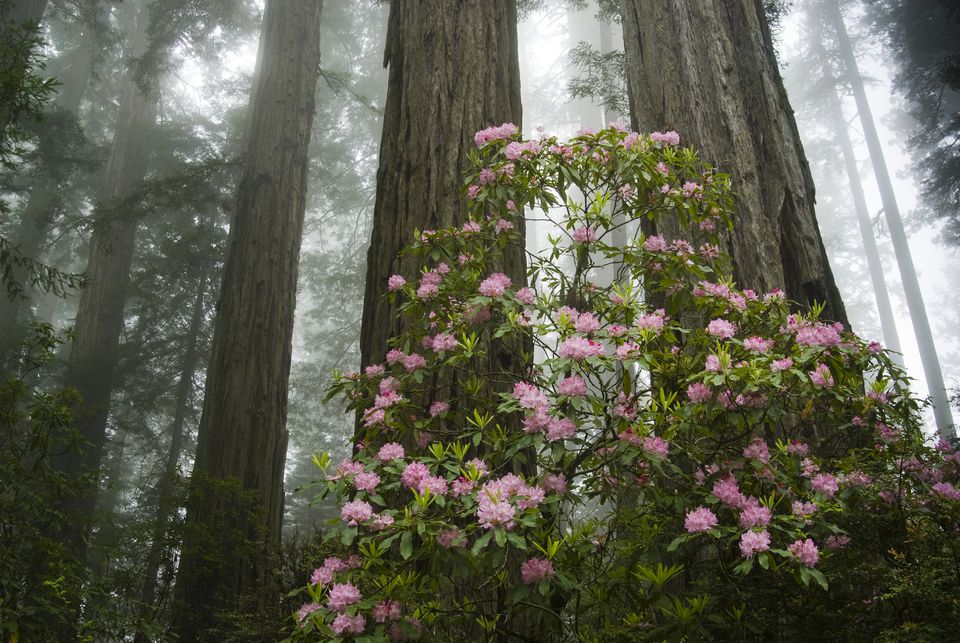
[400,530,413,560]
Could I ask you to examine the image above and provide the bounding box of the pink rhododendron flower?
[417,475,448,496]
[476,484,517,530]
[571,225,597,243]
[739,530,771,558]
[771,357,793,372]
[682,181,701,197]
[540,473,567,494]
[402,353,426,372]
[643,234,669,252]
[643,436,669,458]
[474,122,518,146]
[377,442,404,462]
[636,310,666,333]
[574,312,601,333]
[684,506,718,533]
[795,322,841,347]
[331,613,366,635]
[743,438,770,463]
[479,272,512,297]
[743,336,773,353]
[451,477,476,496]
[520,558,556,584]
[546,417,576,441]
[387,275,406,291]
[786,440,809,456]
[705,354,723,372]
[788,539,820,567]
[825,534,851,550]
[558,335,604,360]
[706,318,737,339]
[811,473,839,498]
[429,400,449,416]
[401,461,430,489]
[739,500,772,528]
[616,341,641,360]
[364,364,385,376]
[515,286,536,304]
[650,130,681,145]
[373,600,403,623]
[371,513,395,531]
[713,476,746,508]
[327,582,362,611]
[557,375,588,396]
[809,363,834,388]
[353,471,380,493]
[340,500,373,526]
[931,482,960,501]
[513,381,549,411]
[686,382,712,403]
[296,602,321,625]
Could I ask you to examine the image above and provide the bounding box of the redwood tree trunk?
[359,0,525,423]
[54,1,158,560]
[621,0,847,325]
[170,0,323,638]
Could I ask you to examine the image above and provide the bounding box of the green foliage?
[0,15,59,167]
[288,125,959,641]
[0,234,87,301]
[0,324,85,639]
[567,41,627,119]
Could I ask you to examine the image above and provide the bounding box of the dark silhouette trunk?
[826,0,954,439]
[621,0,848,325]
[170,0,323,638]
[53,0,158,565]
[135,261,209,642]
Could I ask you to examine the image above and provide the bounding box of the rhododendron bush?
[288,126,960,641]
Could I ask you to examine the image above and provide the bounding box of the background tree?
[825,0,954,438]
[620,0,848,325]
[171,0,324,637]
[866,0,960,244]
[54,0,160,572]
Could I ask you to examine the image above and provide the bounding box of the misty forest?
[2,0,960,640]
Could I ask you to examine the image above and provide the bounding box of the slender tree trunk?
[170,1,323,638]
[53,0,158,562]
[621,0,848,325]
[358,0,525,428]
[135,261,209,642]
[0,0,50,134]
[826,0,955,439]
[821,64,903,359]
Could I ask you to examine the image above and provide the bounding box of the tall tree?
[53,0,159,562]
[620,0,848,325]
[866,0,960,243]
[826,0,955,439]
[358,0,525,436]
[170,0,323,637]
